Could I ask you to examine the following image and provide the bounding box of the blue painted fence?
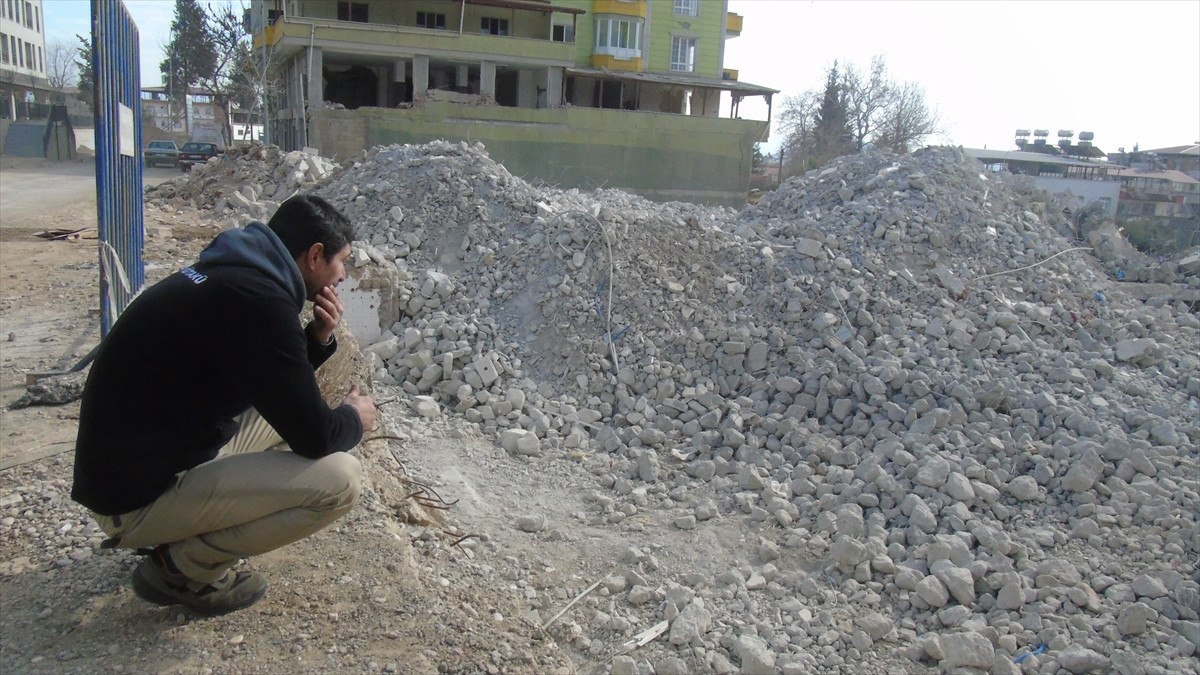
[91,0,144,334]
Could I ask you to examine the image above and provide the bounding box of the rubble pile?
[146,143,338,222]
[317,141,1197,674]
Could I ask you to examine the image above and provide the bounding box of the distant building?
[141,86,227,137]
[140,86,263,146]
[1108,144,1200,182]
[1110,166,1199,226]
[964,148,1122,216]
[0,0,52,119]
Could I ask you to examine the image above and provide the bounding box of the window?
[594,16,642,60]
[416,11,445,29]
[552,24,574,42]
[0,33,7,64]
[33,4,38,31]
[670,36,696,72]
[37,45,42,72]
[23,1,31,28]
[673,0,699,17]
[336,1,367,23]
[480,17,509,36]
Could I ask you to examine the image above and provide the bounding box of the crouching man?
[71,194,376,616]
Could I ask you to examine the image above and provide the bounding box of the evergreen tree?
[194,4,252,146]
[812,62,852,161]
[74,34,93,113]
[160,0,216,134]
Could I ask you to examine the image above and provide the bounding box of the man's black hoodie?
[72,221,363,516]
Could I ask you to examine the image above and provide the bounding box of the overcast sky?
[726,0,1200,153]
[43,0,1200,155]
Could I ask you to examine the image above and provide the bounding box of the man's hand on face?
[310,285,344,345]
[344,383,377,432]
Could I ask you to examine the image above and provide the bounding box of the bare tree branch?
[877,80,941,153]
[45,40,77,91]
[843,55,891,150]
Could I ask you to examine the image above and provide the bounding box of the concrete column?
[413,55,430,97]
[456,64,469,88]
[517,69,535,107]
[545,67,563,107]
[307,46,324,110]
[393,59,407,83]
[480,60,496,99]
[376,66,388,107]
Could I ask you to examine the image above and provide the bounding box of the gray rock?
[733,634,775,674]
[931,562,976,606]
[915,456,952,488]
[515,513,546,533]
[857,611,893,640]
[669,600,712,646]
[937,632,994,669]
[1116,601,1151,635]
[1131,574,1168,599]
[996,582,1025,610]
[1056,645,1109,673]
[1008,475,1041,501]
[916,575,950,608]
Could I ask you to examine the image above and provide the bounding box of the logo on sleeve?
[180,267,208,284]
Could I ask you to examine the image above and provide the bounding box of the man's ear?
[303,242,325,267]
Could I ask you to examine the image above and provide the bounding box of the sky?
[42,0,1200,155]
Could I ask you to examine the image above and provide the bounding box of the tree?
[752,143,765,173]
[778,56,941,170]
[842,55,891,151]
[160,0,216,135]
[46,39,78,94]
[776,90,820,177]
[875,80,940,153]
[812,62,853,161]
[193,4,252,146]
[234,35,285,144]
[74,34,94,113]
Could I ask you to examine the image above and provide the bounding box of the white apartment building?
[0,0,50,118]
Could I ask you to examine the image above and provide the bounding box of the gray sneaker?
[131,555,268,616]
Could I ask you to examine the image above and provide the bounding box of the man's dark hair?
[267,195,353,261]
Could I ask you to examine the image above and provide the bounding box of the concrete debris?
[146,143,339,222]
[144,139,1199,673]
[10,370,88,409]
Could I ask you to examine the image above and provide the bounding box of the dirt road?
[0,157,177,237]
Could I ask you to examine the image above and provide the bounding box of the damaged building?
[248,0,776,205]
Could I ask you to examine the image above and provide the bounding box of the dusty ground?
[0,160,780,674]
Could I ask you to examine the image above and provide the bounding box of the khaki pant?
[93,409,361,584]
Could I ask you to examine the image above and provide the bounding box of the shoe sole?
[132,566,268,617]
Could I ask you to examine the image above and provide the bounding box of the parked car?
[178,142,220,172]
[142,140,179,168]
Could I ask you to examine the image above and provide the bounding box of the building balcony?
[725,12,742,37]
[592,0,647,19]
